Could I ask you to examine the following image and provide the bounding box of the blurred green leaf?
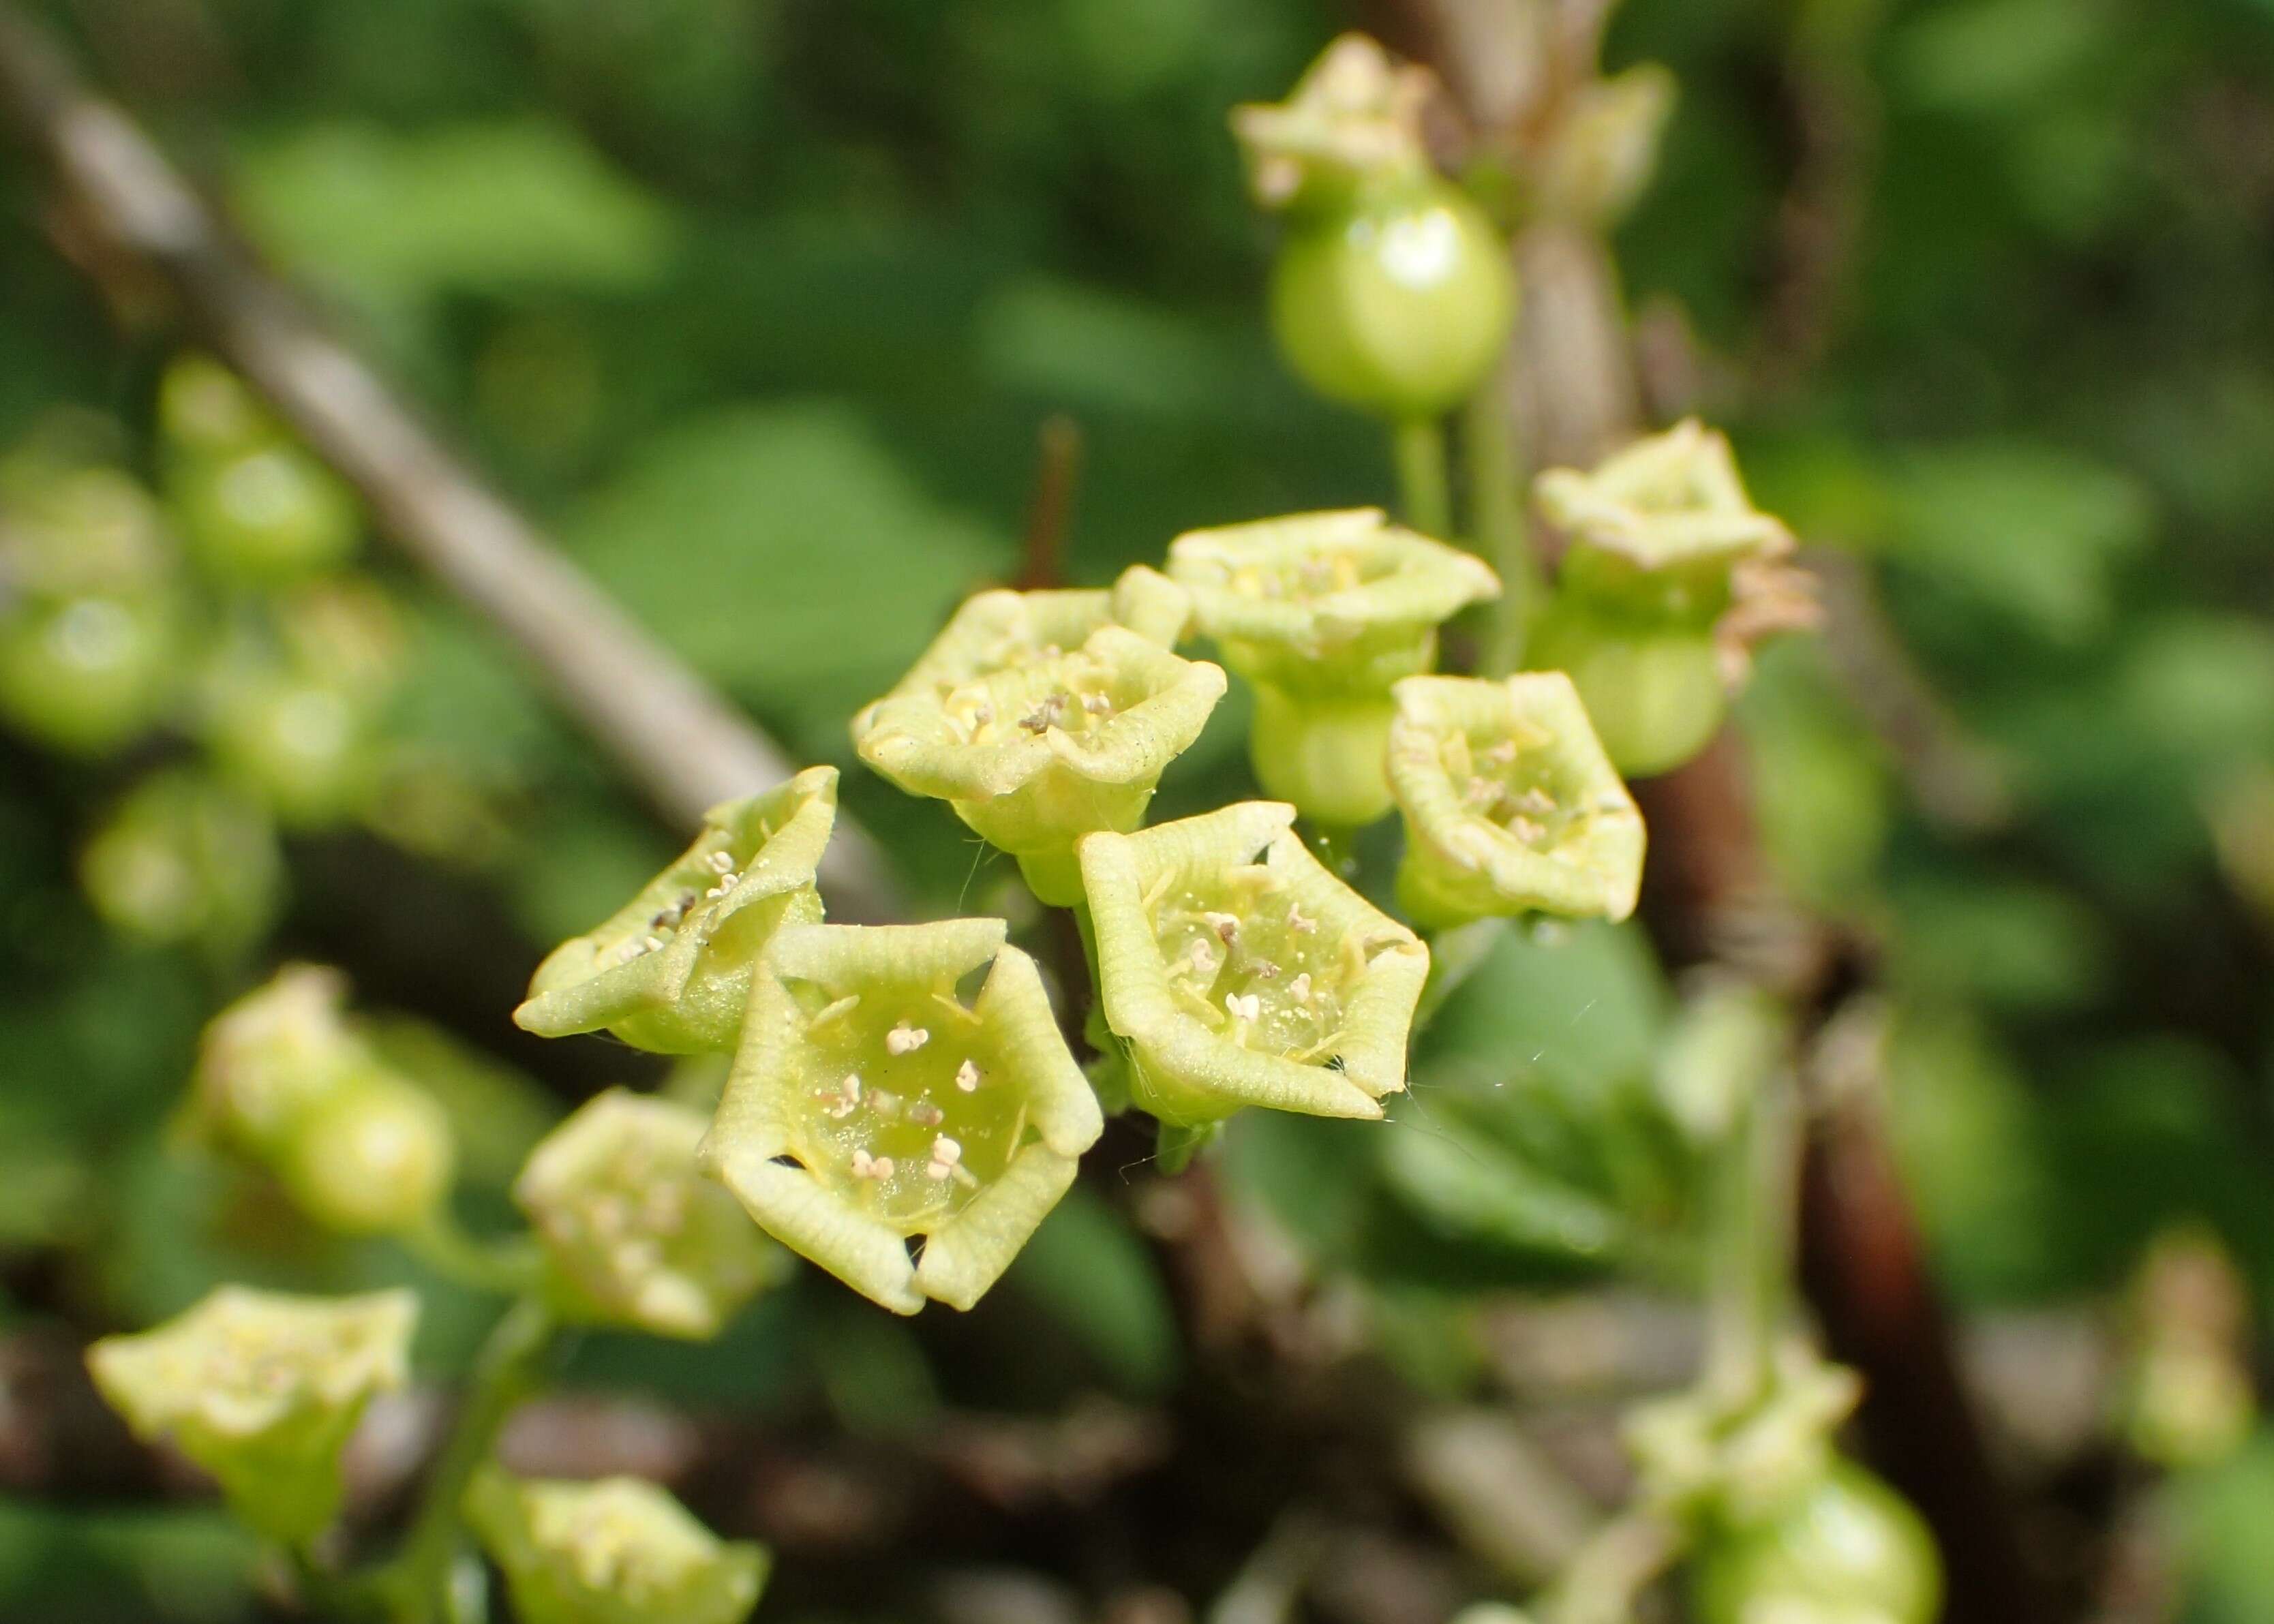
[1006,1180,1180,1396]
[233,119,680,301]
[566,403,1003,750]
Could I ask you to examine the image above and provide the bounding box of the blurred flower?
[1231,33,1436,213]
[78,767,284,955]
[466,1468,769,1624]
[1080,801,1428,1140]
[1386,673,1644,929]
[87,1286,415,1544]
[515,766,838,1053]
[701,919,1100,1314]
[517,1089,789,1340]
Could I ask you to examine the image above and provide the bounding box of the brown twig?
[0,3,900,919]
[1016,414,1084,592]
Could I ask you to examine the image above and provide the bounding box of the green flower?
[515,767,838,1053]
[855,624,1226,905]
[1534,418,1795,620]
[1230,32,1436,215]
[87,1286,416,1544]
[700,919,1101,1315]
[1626,1341,1862,1526]
[854,566,1192,707]
[516,1089,789,1340]
[1170,509,1499,824]
[1386,673,1645,930]
[1080,801,1429,1137]
[466,1468,769,1624]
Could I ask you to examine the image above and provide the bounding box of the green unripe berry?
[1269,180,1514,421]
[0,593,179,754]
[276,1074,454,1236]
[207,673,378,827]
[1528,602,1725,779]
[1690,1462,1941,1624]
[171,446,360,585]
[79,769,284,953]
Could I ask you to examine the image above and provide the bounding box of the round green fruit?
[1270,181,1515,422]
[277,1074,454,1236]
[172,446,359,585]
[1691,1463,1942,1624]
[208,674,378,827]
[0,594,179,754]
[1527,604,1725,780]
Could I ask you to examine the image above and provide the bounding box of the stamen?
[886,1023,930,1056]
[954,1058,982,1092]
[1224,992,1260,1024]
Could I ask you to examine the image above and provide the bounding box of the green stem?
[1391,417,1451,539]
[382,1296,555,1624]
[1544,1505,1681,1624]
[1464,380,1538,675]
[404,1209,543,1297]
[1414,917,1508,1030]
[1701,1062,1798,1410]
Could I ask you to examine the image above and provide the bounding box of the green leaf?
[565,403,1003,750]
[1006,1180,1180,1396]
[232,119,680,301]
[1884,444,2153,645]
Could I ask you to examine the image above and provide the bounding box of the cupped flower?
[1534,419,1795,621]
[1386,673,1645,930]
[466,1468,769,1624]
[1625,1340,1863,1527]
[854,625,1226,905]
[1230,33,1436,213]
[1170,509,1500,824]
[1080,801,1429,1138]
[515,767,838,1053]
[516,1089,789,1340]
[699,919,1102,1315]
[87,1286,416,1544]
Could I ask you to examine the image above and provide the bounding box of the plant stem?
[1464,380,1539,675]
[383,1296,554,1624]
[404,1210,543,1297]
[1391,417,1451,539]
[1544,1505,1680,1624]
[1414,917,1508,1030]
[1701,1061,1798,1410]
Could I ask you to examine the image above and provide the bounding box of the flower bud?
[187,964,457,1235]
[87,1285,416,1544]
[79,768,284,953]
[1386,673,1644,930]
[855,624,1226,905]
[1080,801,1429,1132]
[1688,1461,1941,1624]
[1626,1342,1862,1526]
[1169,509,1500,825]
[1535,64,1678,226]
[466,1468,769,1624]
[515,767,838,1053]
[517,1090,789,1340]
[275,1071,455,1236]
[160,355,360,585]
[701,919,1102,1315]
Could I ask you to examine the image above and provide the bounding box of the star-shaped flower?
[1230,33,1437,213]
[87,1286,416,1544]
[1386,673,1645,929]
[1168,509,1500,823]
[517,1090,790,1340]
[854,624,1226,905]
[1080,801,1429,1135]
[700,919,1101,1315]
[1534,419,1795,619]
[515,767,838,1053]
[466,1468,769,1624]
